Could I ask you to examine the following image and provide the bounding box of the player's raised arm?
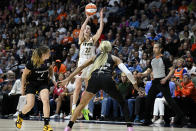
[59,56,96,87]
[79,15,90,44]
[92,8,104,43]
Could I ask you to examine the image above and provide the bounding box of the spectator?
[1,70,16,116]
[190,64,196,87]
[50,73,66,119]
[174,73,196,124]
[72,24,80,42]
[178,1,188,15]
[139,15,149,30]
[53,60,66,75]
[89,90,111,121]
[174,58,187,81]
[118,72,137,120]
[129,16,139,29]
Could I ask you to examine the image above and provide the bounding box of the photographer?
[174,73,196,124]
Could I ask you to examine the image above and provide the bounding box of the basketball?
[85,3,97,16]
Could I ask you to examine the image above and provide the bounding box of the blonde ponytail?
[87,41,112,79]
[31,46,50,68]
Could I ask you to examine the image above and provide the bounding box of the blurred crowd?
[0,0,196,126]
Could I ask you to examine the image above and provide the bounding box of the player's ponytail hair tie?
[87,41,112,79]
[31,46,50,68]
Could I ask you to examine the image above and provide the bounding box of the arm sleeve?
[118,63,136,84]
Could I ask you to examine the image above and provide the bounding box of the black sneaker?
[174,115,188,127]
[99,116,105,121]
[141,119,153,126]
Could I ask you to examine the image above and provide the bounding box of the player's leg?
[72,77,82,113]
[40,88,53,131]
[103,79,133,131]
[64,91,95,131]
[16,94,35,129]
[81,78,90,120]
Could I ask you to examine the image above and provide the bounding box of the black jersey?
[26,59,51,83]
[92,53,115,78]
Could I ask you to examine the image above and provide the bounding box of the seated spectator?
[139,15,149,30]
[63,77,75,119]
[118,72,138,120]
[140,52,148,70]
[88,90,111,120]
[53,59,66,75]
[174,58,187,81]
[50,73,66,119]
[62,31,74,45]
[178,1,188,15]
[72,24,80,42]
[1,71,18,116]
[134,73,152,123]
[174,73,196,124]
[189,64,196,87]
[128,60,143,73]
[129,16,139,29]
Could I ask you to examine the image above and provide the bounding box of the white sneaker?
[13,112,19,117]
[152,118,156,123]
[60,113,64,119]
[50,114,59,119]
[154,119,165,124]
[64,115,71,120]
[170,117,175,124]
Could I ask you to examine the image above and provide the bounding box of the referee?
[138,43,186,126]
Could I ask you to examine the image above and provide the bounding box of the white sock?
[89,112,93,117]
[72,104,76,110]
[84,104,88,110]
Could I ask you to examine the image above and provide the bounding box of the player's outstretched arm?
[112,55,142,92]
[59,56,96,87]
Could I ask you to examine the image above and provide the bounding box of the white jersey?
[79,37,96,60]
[66,82,75,93]
[77,37,96,78]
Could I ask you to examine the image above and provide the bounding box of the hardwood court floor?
[0,119,196,131]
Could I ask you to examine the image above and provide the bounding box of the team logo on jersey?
[83,42,93,46]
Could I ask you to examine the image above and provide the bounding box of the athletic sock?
[44,117,50,125]
[19,112,25,119]
[68,121,74,128]
[84,104,88,110]
[72,104,76,110]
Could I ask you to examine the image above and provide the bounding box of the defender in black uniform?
[16,46,55,131]
[61,41,144,131]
